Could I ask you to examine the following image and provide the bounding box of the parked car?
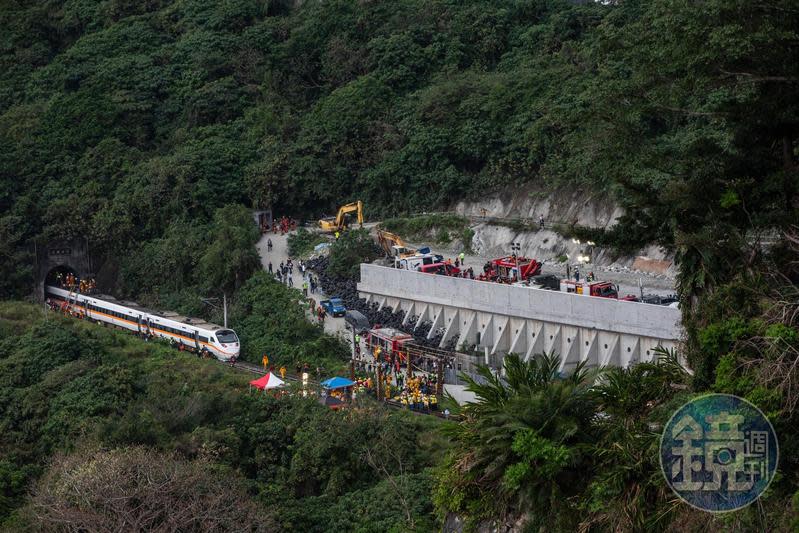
[321,297,346,317]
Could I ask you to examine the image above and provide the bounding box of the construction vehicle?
[318,201,364,233]
[376,229,418,259]
[479,256,542,283]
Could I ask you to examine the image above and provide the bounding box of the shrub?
[288,228,329,258]
[327,228,381,279]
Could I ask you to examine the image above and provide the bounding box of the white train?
[44,285,240,361]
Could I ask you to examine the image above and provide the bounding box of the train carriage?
[44,285,240,361]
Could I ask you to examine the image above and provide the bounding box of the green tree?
[436,353,598,529]
[198,205,260,294]
[327,228,380,278]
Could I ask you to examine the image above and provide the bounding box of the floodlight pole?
[511,242,521,282]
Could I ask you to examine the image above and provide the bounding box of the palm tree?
[442,352,600,529]
[582,347,689,532]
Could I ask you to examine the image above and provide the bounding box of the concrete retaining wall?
[358,264,681,340]
[358,264,683,370]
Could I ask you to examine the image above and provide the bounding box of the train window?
[199,336,208,343]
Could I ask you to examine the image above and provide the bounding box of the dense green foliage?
[287,227,329,258]
[436,348,799,531]
[327,228,381,279]
[1,0,798,529]
[119,203,260,300]
[0,304,443,530]
[380,214,472,248]
[3,0,794,302]
[232,271,349,371]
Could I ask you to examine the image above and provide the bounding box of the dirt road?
[256,231,352,342]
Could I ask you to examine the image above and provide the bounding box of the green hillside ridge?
[0,0,798,530]
[0,302,444,531]
[2,0,796,302]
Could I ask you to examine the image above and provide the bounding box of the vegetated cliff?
[453,186,675,277]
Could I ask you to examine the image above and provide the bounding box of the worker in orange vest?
[262,354,269,370]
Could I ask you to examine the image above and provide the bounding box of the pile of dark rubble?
[307,256,456,349]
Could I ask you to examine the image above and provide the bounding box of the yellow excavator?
[318,201,364,233]
[376,229,417,259]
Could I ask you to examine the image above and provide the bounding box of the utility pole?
[201,296,228,327]
[350,327,357,382]
[436,354,444,403]
[376,361,383,402]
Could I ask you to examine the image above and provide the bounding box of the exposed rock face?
[452,187,675,277]
[455,186,622,227]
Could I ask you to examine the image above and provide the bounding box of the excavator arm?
[376,229,416,258]
[335,201,363,228]
[376,229,404,256]
[318,200,364,233]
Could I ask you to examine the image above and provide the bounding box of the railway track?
[232,361,305,384]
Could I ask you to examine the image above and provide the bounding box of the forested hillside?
[1,1,799,529]
[0,304,443,530]
[2,0,796,300]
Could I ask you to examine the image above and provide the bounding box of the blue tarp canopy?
[320,376,355,389]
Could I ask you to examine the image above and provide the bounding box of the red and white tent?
[249,372,286,390]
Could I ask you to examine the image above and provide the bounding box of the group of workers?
[350,339,444,412]
[272,259,296,286]
[273,216,297,235]
[567,266,595,283]
[260,354,289,380]
[270,259,320,295]
[55,272,97,294]
[351,362,441,411]
[46,297,85,318]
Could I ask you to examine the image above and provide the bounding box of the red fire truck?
[558,279,636,300]
[366,327,414,363]
[419,262,461,276]
[479,255,542,282]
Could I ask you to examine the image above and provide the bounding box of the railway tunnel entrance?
[45,265,78,287]
[35,237,95,301]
